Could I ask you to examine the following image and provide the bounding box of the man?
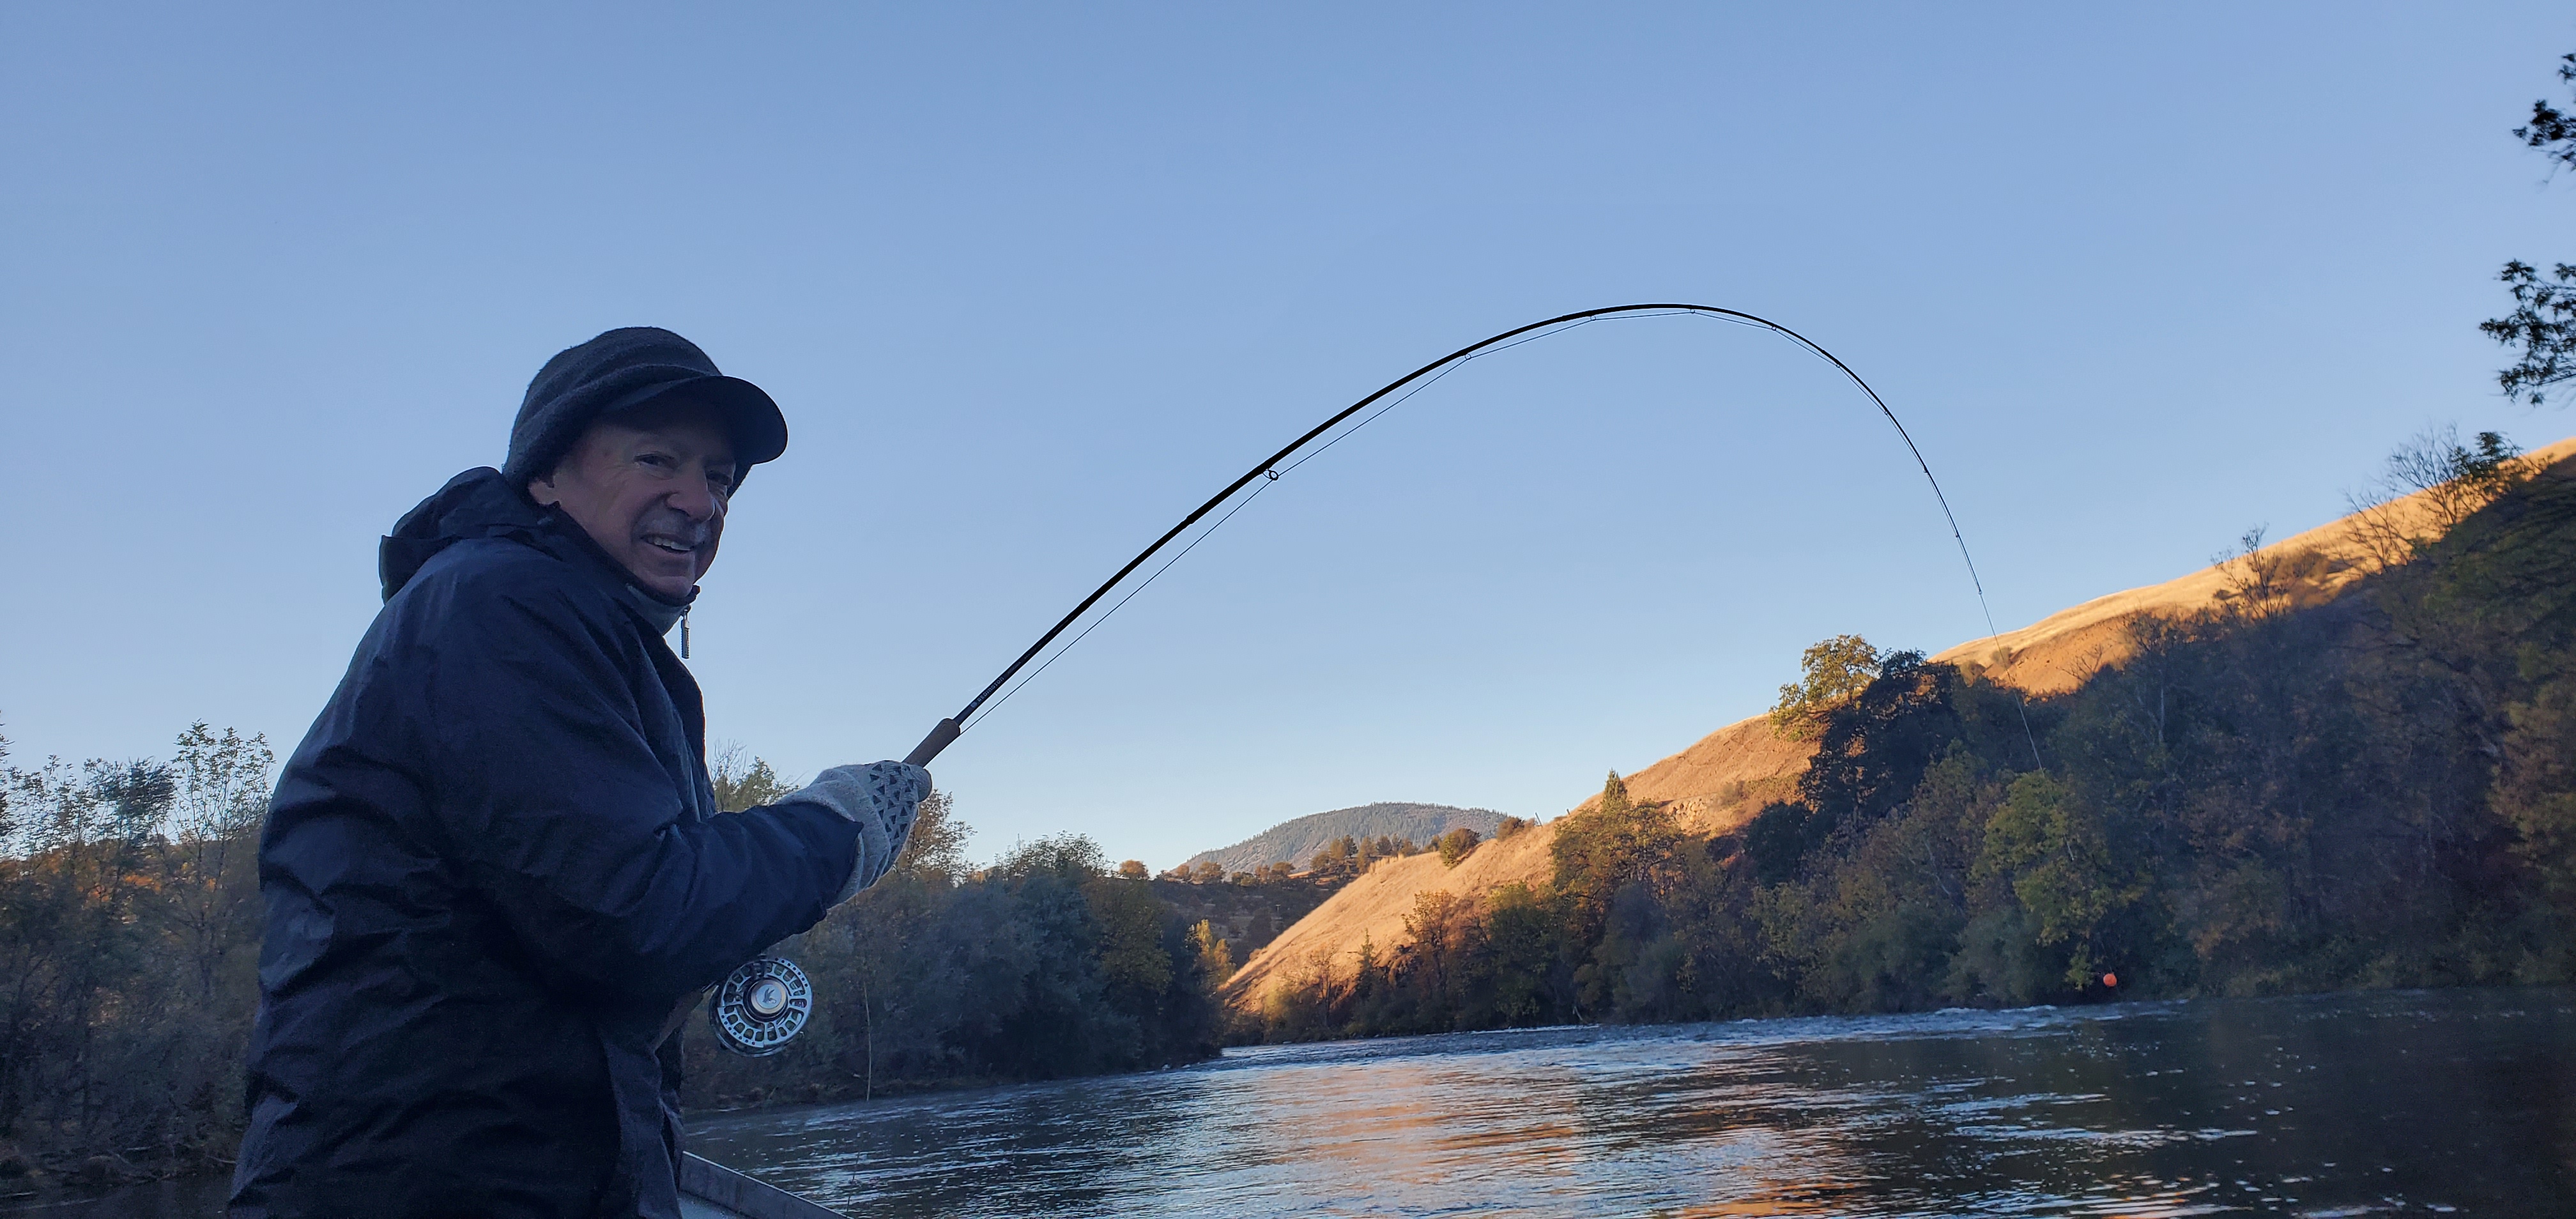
[232,328,926,1218]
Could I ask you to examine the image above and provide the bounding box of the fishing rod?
[705,302,2011,1056]
[896,302,1992,769]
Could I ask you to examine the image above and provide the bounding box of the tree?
[1770,634,1882,736]
[1476,883,1564,1026]
[1436,826,1481,868]
[1551,773,1680,946]
[710,746,795,812]
[892,790,969,885]
[1778,653,1966,861]
[1189,919,1234,984]
[165,724,272,1005]
[0,756,176,1149]
[1974,776,2146,989]
[2347,425,2538,570]
[1087,875,1174,1006]
[1399,890,1469,1023]
[1117,859,1149,880]
[1308,835,1361,878]
[2497,670,2576,905]
[2484,53,2576,404]
[2211,525,2292,618]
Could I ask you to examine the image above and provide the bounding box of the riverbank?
[0,1169,229,1219]
[0,1142,229,1204]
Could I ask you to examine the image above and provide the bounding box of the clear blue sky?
[4,3,2568,868]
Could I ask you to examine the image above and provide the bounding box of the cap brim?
[609,374,789,468]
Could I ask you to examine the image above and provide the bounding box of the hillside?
[1222,434,2576,1012]
[1149,877,1340,963]
[1919,441,2567,694]
[1182,802,1504,875]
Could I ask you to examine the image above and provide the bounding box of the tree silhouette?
[2484,53,2576,404]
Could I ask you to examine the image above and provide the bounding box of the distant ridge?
[1183,803,1505,875]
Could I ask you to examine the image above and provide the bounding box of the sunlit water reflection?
[24,987,2572,1216]
[687,987,2575,1216]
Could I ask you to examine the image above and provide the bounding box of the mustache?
[637,507,715,549]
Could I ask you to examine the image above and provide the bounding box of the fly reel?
[709,955,812,1057]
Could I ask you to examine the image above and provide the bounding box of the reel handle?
[903,717,962,767]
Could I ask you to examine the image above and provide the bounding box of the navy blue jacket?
[232,468,860,1218]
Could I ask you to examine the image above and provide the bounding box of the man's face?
[528,399,739,599]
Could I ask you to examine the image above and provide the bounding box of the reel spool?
[708,955,813,1057]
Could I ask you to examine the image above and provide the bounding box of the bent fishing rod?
[894,302,1994,770]
[706,302,2021,1055]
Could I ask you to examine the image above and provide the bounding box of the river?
[24,986,2574,1216]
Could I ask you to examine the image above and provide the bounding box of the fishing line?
[1669,308,2038,764]
[900,303,2039,770]
[964,321,1563,730]
[964,475,1281,730]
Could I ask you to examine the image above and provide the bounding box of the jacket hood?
[379,468,694,635]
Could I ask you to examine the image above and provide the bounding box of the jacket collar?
[539,512,695,637]
[381,467,696,638]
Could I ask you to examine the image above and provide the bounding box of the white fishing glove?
[776,760,932,903]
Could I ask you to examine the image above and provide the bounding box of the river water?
[24,986,2574,1216]
[689,987,2574,1217]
